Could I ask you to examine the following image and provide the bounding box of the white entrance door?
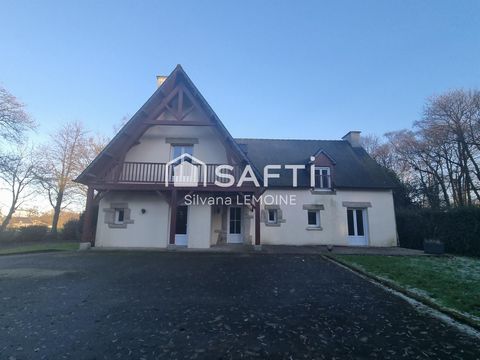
[227,207,243,244]
[347,208,368,246]
[175,205,188,246]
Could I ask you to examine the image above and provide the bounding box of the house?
[77,65,397,249]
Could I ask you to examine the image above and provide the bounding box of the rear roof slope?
[234,138,395,189]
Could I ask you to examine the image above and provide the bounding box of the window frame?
[347,208,367,237]
[307,210,320,227]
[267,208,278,224]
[229,206,242,234]
[114,208,125,225]
[314,166,331,189]
[170,144,194,160]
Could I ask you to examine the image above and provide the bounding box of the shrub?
[395,209,429,250]
[0,230,17,242]
[17,225,49,242]
[61,219,81,241]
[397,207,480,256]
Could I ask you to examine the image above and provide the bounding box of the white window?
[267,209,277,224]
[347,209,365,236]
[170,145,194,181]
[307,210,320,227]
[114,208,125,224]
[315,167,331,189]
[171,144,193,159]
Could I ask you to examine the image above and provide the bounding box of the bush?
[61,219,82,241]
[397,207,480,256]
[0,229,17,242]
[17,225,49,242]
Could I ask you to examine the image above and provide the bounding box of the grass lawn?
[334,255,480,324]
[0,242,79,255]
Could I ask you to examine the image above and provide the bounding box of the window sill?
[311,189,335,195]
[265,222,281,227]
[306,226,323,231]
[108,223,128,229]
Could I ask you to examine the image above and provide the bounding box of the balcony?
[104,161,244,186]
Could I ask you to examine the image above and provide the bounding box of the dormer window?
[315,167,331,189]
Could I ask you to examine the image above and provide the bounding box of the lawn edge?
[0,248,78,257]
[323,254,480,332]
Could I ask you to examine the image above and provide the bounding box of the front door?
[347,208,368,246]
[227,207,243,244]
[175,205,188,246]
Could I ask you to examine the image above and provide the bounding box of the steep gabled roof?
[76,65,259,184]
[234,138,395,189]
[77,65,394,190]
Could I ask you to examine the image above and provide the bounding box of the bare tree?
[361,134,395,169]
[113,114,130,134]
[379,89,480,209]
[0,145,42,231]
[39,121,89,234]
[0,86,35,144]
[77,133,109,198]
[417,90,480,205]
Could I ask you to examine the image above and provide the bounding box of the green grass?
[335,255,480,321]
[0,242,79,255]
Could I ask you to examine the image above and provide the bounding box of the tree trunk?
[0,205,15,231]
[51,191,64,235]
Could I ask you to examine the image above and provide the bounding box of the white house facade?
[77,65,398,249]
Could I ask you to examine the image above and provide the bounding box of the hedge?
[396,207,480,256]
[0,207,97,243]
[0,225,49,242]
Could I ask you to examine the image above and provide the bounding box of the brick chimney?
[156,75,167,88]
[342,131,361,147]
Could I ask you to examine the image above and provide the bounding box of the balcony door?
[171,145,193,160]
[346,208,368,246]
[227,207,243,244]
[175,205,188,246]
[170,145,195,184]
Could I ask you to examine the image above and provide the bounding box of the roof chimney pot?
[342,131,362,147]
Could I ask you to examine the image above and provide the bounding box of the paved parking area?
[0,251,478,359]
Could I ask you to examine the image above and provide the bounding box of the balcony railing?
[104,162,243,185]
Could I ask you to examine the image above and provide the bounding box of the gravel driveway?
[0,251,478,359]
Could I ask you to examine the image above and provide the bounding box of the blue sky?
[1,0,479,142]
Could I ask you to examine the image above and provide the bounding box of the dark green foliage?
[0,229,17,242]
[17,225,49,242]
[396,209,428,250]
[382,167,413,209]
[396,207,480,256]
[0,225,51,242]
[61,219,82,241]
[59,206,98,242]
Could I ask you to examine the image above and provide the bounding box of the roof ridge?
[234,137,346,142]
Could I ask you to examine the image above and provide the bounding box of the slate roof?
[234,138,395,189]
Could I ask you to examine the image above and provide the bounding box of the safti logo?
[165,154,207,187]
[165,155,323,188]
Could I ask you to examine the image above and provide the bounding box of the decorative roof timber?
[76,65,263,185]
